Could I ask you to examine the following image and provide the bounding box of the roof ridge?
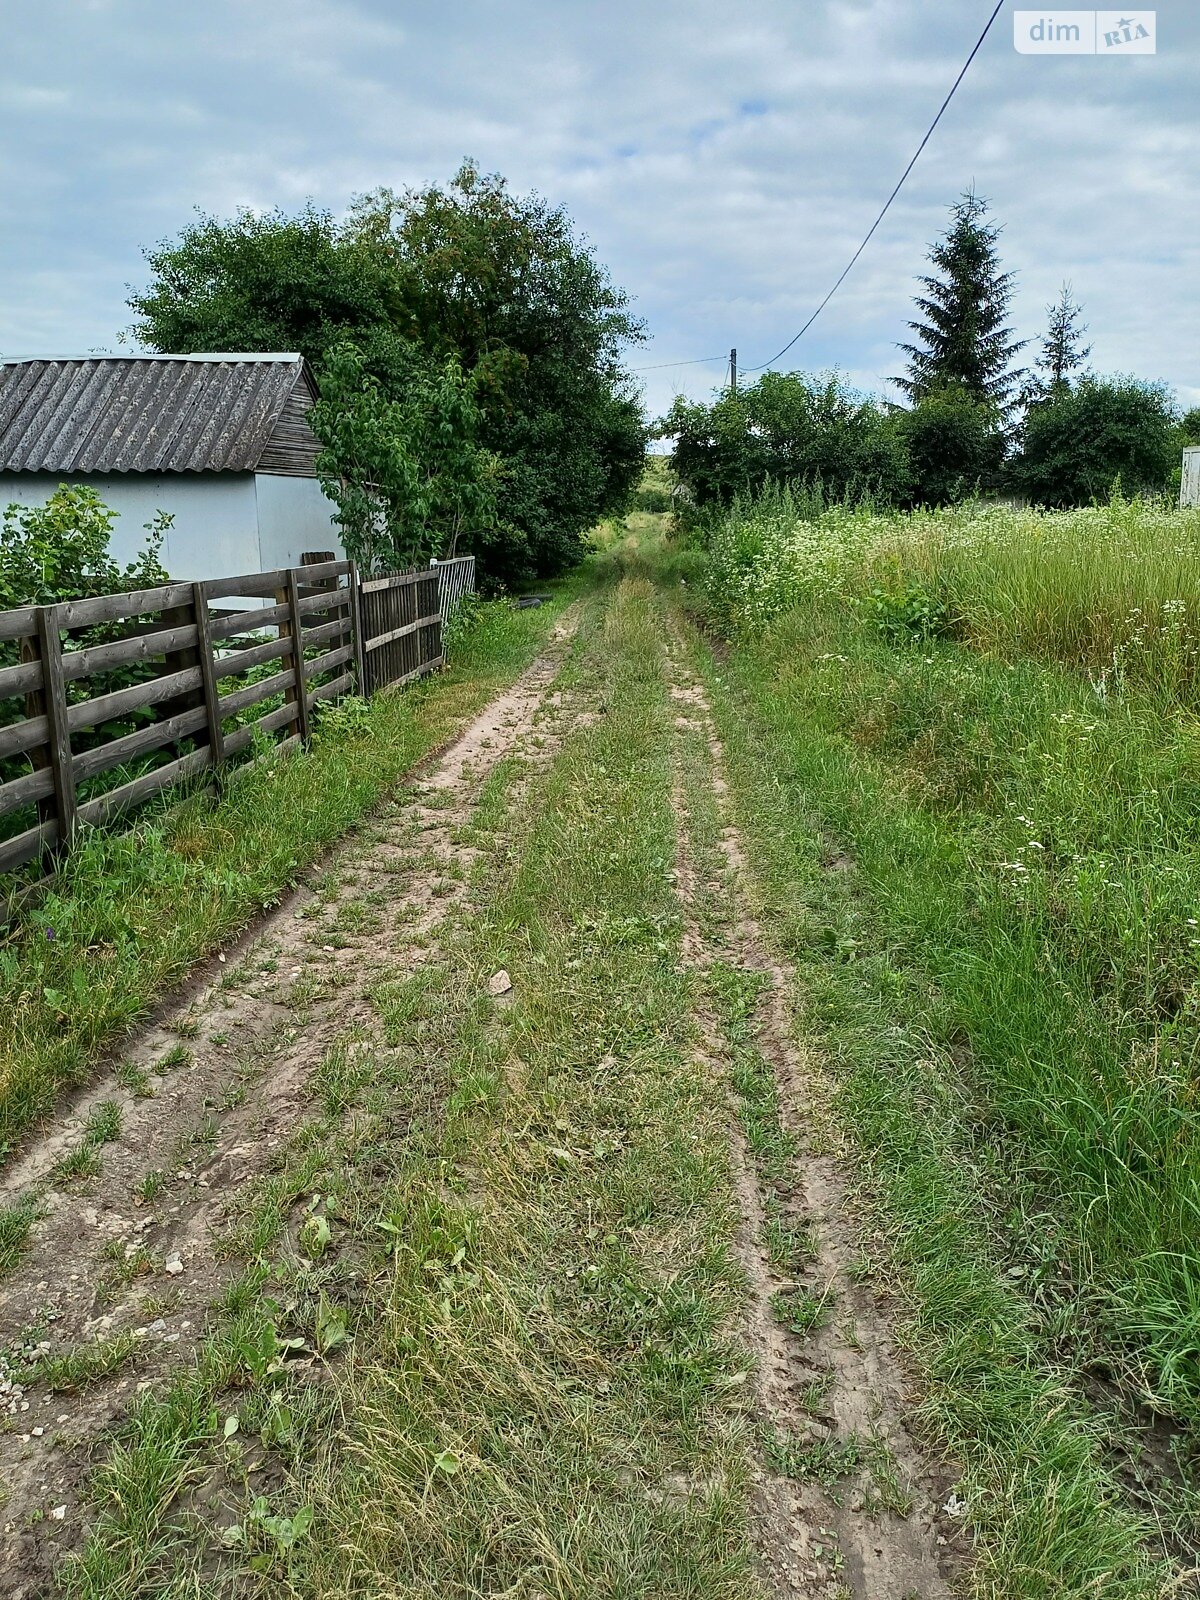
[0,352,303,366]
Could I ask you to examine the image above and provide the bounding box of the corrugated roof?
[0,354,313,474]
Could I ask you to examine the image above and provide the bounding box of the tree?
[349,166,646,587]
[1035,282,1091,394]
[897,191,1025,410]
[310,340,497,573]
[0,486,167,613]
[661,371,911,516]
[129,164,647,589]
[898,385,1005,505]
[1012,376,1179,506]
[129,205,402,371]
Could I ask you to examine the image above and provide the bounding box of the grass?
[706,484,1200,699]
[671,497,1195,1590]
[55,572,763,1598]
[0,589,580,1161]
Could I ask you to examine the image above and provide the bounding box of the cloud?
[1,0,1197,425]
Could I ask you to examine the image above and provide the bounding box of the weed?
[771,1285,830,1336]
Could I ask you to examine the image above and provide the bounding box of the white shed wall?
[253,472,343,568]
[0,471,260,583]
[1182,447,1200,509]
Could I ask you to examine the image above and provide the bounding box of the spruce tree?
[1036,282,1091,393]
[897,190,1024,408]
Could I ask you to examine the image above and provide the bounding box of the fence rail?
[0,557,445,879]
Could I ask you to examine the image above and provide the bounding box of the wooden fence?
[359,568,443,698]
[0,558,444,877]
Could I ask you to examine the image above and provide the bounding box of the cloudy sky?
[2,0,1197,421]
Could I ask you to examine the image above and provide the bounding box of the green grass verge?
[0,588,579,1161]
[670,592,1178,1594]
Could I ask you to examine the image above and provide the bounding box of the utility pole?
[729,347,737,395]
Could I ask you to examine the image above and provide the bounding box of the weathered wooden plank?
[377,655,443,693]
[363,613,442,654]
[72,704,208,783]
[298,617,350,651]
[0,607,41,644]
[360,571,425,594]
[38,607,77,846]
[302,644,354,682]
[192,584,225,767]
[207,602,290,642]
[309,671,354,705]
[76,746,213,828]
[60,622,200,684]
[0,657,43,701]
[0,763,56,815]
[285,571,311,747]
[0,714,49,764]
[0,818,58,874]
[203,568,291,602]
[296,589,350,618]
[65,664,202,734]
[217,667,296,721]
[349,561,366,694]
[220,701,298,760]
[55,582,195,630]
[214,634,293,682]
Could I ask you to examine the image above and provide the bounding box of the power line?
[740,0,1006,372]
[631,354,727,372]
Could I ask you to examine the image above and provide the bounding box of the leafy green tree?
[897,191,1024,410]
[347,167,645,586]
[129,164,646,588]
[1180,407,1200,447]
[311,341,498,573]
[898,385,1005,505]
[662,371,910,516]
[1012,376,1179,505]
[129,206,403,371]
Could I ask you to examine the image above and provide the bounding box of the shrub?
[1012,376,1179,506]
[896,386,1004,506]
[661,370,911,515]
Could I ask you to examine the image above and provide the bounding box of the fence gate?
[430,555,476,621]
[358,569,443,698]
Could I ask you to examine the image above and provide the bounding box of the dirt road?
[0,578,963,1599]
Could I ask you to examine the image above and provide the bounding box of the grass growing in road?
[55,574,763,1599]
[293,574,758,1597]
[0,590,578,1163]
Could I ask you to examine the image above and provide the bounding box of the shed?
[1182,446,1200,509]
[0,353,342,580]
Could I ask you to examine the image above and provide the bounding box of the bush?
[661,370,911,515]
[0,485,168,614]
[897,386,1004,506]
[1012,376,1179,506]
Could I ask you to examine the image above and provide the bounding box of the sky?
[2,0,1198,424]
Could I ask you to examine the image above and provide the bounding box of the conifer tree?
[897,190,1024,408]
[1035,281,1091,393]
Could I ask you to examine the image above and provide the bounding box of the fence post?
[348,562,367,697]
[192,582,225,770]
[284,569,311,746]
[36,605,77,851]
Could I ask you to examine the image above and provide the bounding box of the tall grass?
[707,489,1200,702]
[699,489,1200,1431]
